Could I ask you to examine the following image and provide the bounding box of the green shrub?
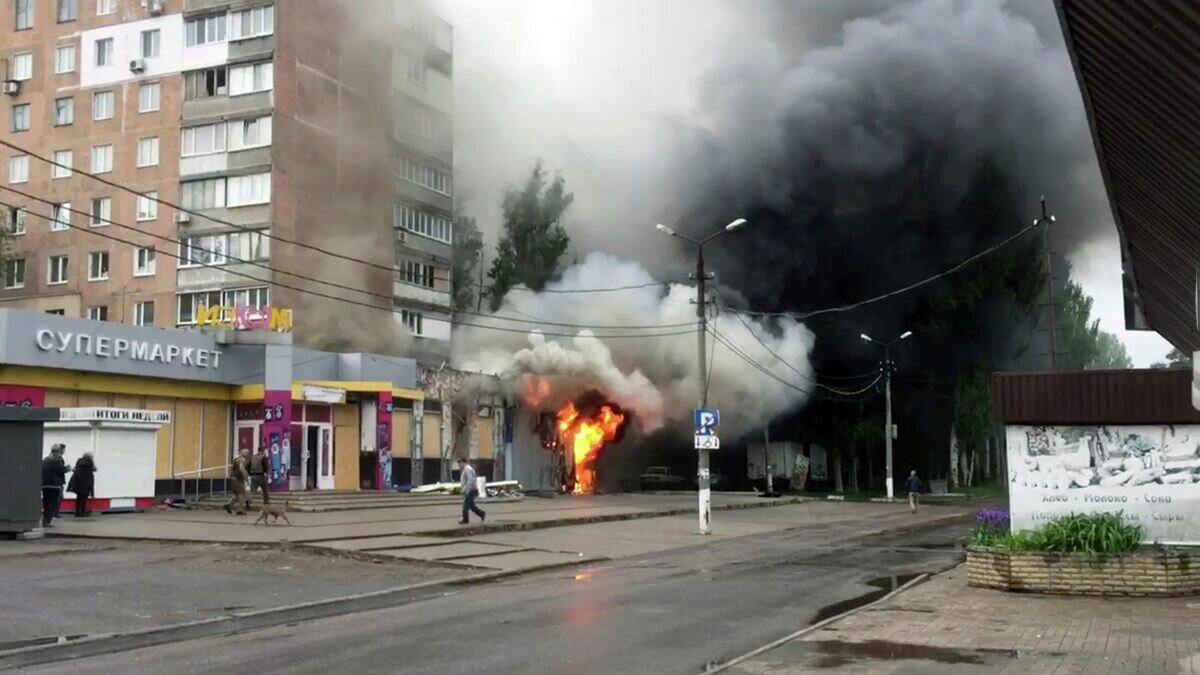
[970,510,1144,555]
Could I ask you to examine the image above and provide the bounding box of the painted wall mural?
[1007,425,1200,544]
[263,390,292,490]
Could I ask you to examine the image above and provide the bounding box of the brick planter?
[967,546,1200,597]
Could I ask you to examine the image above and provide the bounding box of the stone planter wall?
[967,546,1200,597]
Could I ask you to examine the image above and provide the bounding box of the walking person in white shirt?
[458,457,486,525]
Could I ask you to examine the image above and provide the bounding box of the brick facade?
[967,546,1200,597]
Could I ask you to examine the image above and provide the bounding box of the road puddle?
[803,640,1035,668]
[812,574,920,622]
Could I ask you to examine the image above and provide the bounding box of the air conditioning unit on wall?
[2,81,19,96]
[148,0,165,15]
[173,212,191,224]
[129,59,146,73]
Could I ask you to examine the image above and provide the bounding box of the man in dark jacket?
[905,470,922,514]
[71,453,98,517]
[247,448,270,508]
[41,444,70,527]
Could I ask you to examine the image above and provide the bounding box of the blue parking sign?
[694,408,719,436]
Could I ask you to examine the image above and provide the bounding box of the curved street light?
[860,329,914,501]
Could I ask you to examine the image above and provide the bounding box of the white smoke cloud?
[454,253,815,438]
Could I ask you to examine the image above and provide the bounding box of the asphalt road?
[17,508,973,675]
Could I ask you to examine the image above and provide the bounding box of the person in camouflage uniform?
[225,448,250,515]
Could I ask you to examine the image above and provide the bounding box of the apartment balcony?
[180,147,272,178]
[182,91,274,123]
[177,263,270,291]
[393,279,451,309]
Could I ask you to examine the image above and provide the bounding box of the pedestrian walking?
[226,448,250,515]
[905,470,922,514]
[458,457,485,525]
[41,444,70,528]
[70,453,97,518]
[247,447,270,509]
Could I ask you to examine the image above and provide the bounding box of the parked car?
[640,466,684,489]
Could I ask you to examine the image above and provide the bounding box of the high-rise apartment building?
[0,0,454,362]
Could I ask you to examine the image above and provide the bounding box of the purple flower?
[975,507,1010,531]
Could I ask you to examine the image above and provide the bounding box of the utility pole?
[1036,197,1058,369]
[656,217,747,535]
[861,331,912,501]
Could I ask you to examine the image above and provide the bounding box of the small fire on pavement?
[557,400,626,494]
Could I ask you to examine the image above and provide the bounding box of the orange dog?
[253,501,292,526]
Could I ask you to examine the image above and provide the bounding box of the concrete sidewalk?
[726,563,1200,674]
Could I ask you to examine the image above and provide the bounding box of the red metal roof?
[993,369,1200,425]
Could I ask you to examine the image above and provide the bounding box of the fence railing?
[173,466,230,504]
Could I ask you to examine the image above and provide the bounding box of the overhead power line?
[0,200,702,340]
[708,325,882,398]
[722,219,1043,322]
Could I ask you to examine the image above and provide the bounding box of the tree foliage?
[1056,274,1133,370]
[1151,348,1192,370]
[1092,331,1134,370]
[451,215,484,312]
[487,162,573,310]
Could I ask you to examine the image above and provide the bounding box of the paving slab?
[309,535,450,551]
[370,541,520,561]
[443,549,592,571]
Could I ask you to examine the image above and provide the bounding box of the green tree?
[1092,331,1133,369]
[1151,348,1192,370]
[952,365,993,487]
[487,162,573,310]
[451,214,484,312]
[1056,275,1134,370]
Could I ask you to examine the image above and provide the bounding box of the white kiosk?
[43,408,170,512]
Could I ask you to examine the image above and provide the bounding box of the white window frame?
[87,250,109,281]
[10,103,30,132]
[137,137,159,167]
[55,44,76,74]
[8,155,29,184]
[51,202,72,231]
[91,144,114,174]
[400,309,424,336]
[8,206,27,234]
[406,53,426,86]
[53,96,74,126]
[57,0,77,23]
[15,0,33,30]
[226,172,271,207]
[178,234,228,268]
[87,305,108,321]
[176,289,223,325]
[90,196,111,227]
[180,178,226,210]
[48,255,69,285]
[96,0,116,16]
[228,62,273,96]
[180,122,227,157]
[92,90,114,120]
[396,156,452,196]
[141,28,160,58]
[394,203,452,243]
[230,5,274,40]
[138,82,161,113]
[136,191,158,221]
[134,247,157,277]
[11,52,33,81]
[185,14,227,47]
[133,300,155,326]
[3,258,26,289]
[221,286,269,309]
[51,150,72,178]
[398,259,436,288]
[228,115,272,151]
[95,37,114,67]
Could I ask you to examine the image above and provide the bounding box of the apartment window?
[137,137,159,167]
[398,260,435,288]
[140,29,160,58]
[8,155,29,184]
[227,172,271,207]
[134,247,156,276]
[184,67,227,100]
[180,178,226,210]
[55,45,76,74]
[400,310,424,336]
[48,256,69,285]
[87,251,109,280]
[396,157,451,195]
[95,38,114,67]
[176,290,222,324]
[394,203,452,243]
[90,197,111,226]
[90,144,113,173]
[229,116,272,150]
[231,5,274,40]
[134,300,155,326]
[11,53,33,81]
[406,54,426,86]
[3,259,26,289]
[229,62,273,96]
[92,90,114,120]
[181,122,227,156]
[229,229,269,261]
[185,15,227,47]
[138,82,160,113]
[15,0,32,29]
[51,202,71,231]
[57,0,76,22]
[8,207,26,234]
[412,106,435,140]
[136,191,158,220]
[97,0,116,16]
[45,309,65,315]
[179,234,227,267]
[53,97,74,125]
[10,104,30,132]
[222,286,268,309]
[51,150,72,178]
[87,305,108,321]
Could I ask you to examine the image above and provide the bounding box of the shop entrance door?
[303,423,334,490]
[317,426,334,490]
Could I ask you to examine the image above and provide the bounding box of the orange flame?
[556,401,626,494]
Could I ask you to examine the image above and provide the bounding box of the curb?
[703,573,930,673]
[0,555,606,670]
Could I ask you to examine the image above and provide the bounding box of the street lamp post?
[656,217,747,535]
[860,330,912,501]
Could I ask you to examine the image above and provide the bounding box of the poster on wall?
[1007,425,1200,544]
